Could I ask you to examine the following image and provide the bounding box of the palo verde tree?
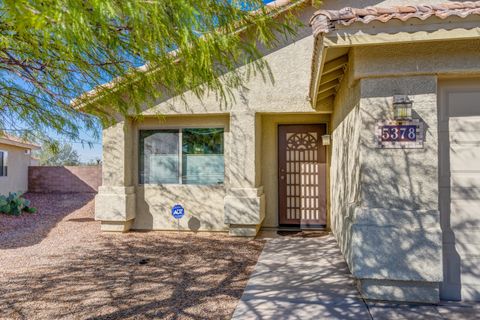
[0,0,305,145]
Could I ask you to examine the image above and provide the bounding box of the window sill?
[138,183,225,188]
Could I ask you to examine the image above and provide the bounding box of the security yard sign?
[376,119,424,149]
[172,204,185,219]
[171,204,185,232]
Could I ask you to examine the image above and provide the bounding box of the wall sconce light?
[393,95,413,121]
[321,134,331,146]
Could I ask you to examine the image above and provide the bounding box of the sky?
[69,133,102,163]
[68,0,276,163]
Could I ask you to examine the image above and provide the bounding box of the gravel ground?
[0,193,264,320]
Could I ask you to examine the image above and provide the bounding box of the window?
[139,128,224,185]
[0,151,7,177]
[182,128,224,185]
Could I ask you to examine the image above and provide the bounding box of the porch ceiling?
[310,47,348,113]
[315,49,348,112]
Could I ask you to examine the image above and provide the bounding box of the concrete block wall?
[28,166,102,193]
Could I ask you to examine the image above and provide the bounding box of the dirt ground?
[0,193,264,320]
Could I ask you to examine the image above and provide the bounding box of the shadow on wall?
[99,5,320,116]
[359,104,436,211]
[132,113,261,232]
[344,101,442,286]
[331,91,480,301]
[0,193,95,249]
[136,185,228,231]
[330,102,361,266]
[101,129,128,188]
[28,166,102,193]
[0,234,264,319]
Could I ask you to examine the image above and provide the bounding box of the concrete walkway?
[232,233,480,320]
[232,233,371,319]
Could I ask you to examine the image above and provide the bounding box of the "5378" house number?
[381,125,417,142]
[376,120,424,149]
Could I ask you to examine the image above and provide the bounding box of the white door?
[439,80,480,301]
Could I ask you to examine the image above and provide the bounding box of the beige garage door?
[439,80,480,301]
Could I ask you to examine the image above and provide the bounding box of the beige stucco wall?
[358,76,439,211]
[135,185,227,231]
[132,115,230,231]
[139,6,319,116]
[350,75,443,303]
[261,113,330,228]
[352,40,480,81]
[96,2,480,237]
[129,112,333,232]
[96,4,334,234]
[0,144,32,195]
[93,0,480,302]
[330,73,444,303]
[329,60,361,266]
[102,118,135,187]
[95,118,136,231]
[328,38,480,302]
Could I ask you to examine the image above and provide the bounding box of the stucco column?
[95,118,136,232]
[350,76,442,303]
[224,111,265,236]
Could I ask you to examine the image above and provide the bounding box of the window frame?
[138,126,225,186]
[0,150,7,177]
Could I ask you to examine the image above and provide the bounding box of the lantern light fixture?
[393,95,413,121]
[321,134,331,146]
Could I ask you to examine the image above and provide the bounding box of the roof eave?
[309,10,480,110]
[0,138,41,150]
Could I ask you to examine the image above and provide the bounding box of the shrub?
[0,192,37,216]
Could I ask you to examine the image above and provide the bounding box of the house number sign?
[376,119,424,149]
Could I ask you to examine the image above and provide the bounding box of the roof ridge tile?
[310,1,480,34]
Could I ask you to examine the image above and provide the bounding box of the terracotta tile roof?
[310,1,480,36]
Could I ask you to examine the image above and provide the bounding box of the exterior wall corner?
[96,119,136,231]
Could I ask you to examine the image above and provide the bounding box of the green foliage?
[36,141,80,166]
[83,158,102,166]
[24,206,37,214]
[0,0,303,144]
[0,192,37,216]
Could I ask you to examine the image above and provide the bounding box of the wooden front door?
[278,124,327,227]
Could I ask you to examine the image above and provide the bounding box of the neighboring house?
[0,135,40,195]
[83,1,480,304]
[30,157,40,166]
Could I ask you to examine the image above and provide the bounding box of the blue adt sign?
[171,204,185,219]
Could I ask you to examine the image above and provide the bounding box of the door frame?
[277,123,329,229]
[438,78,480,301]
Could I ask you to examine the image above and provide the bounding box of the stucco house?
[0,135,40,195]
[88,0,480,304]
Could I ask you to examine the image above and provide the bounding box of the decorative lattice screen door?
[278,124,327,227]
